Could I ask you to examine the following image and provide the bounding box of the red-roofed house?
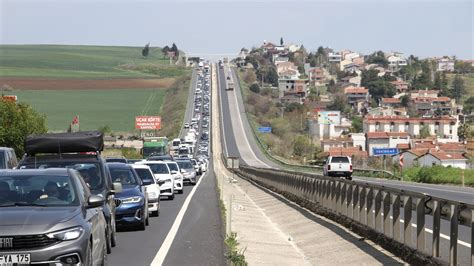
[391,80,409,93]
[380,98,402,108]
[392,149,429,169]
[417,151,467,169]
[344,86,369,113]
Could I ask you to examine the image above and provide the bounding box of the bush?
[249,83,261,93]
[403,165,474,186]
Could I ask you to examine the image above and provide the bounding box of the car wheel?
[138,217,146,231]
[101,235,108,266]
[151,210,159,217]
[86,241,93,266]
[191,181,196,186]
[110,226,116,248]
[145,212,149,226]
[105,227,112,254]
[346,176,352,181]
[178,189,183,194]
[169,194,175,200]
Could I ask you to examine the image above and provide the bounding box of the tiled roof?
[367,132,409,139]
[428,152,466,161]
[344,86,368,94]
[396,143,410,149]
[382,98,401,104]
[364,115,457,123]
[329,147,368,157]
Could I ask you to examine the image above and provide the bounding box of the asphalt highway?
[108,67,224,266]
[217,66,472,265]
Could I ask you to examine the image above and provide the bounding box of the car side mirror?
[142,179,154,186]
[171,170,177,175]
[87,195,105,209]
[112,182,123,194]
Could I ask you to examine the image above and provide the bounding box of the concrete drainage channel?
[227,164,473,266]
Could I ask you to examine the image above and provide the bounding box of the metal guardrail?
[233,164,473,266]
[231,68,395,179]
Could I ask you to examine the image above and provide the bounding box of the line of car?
[0,66,211,265]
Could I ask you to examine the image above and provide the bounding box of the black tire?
[345,175,352,180]
[178,189,183,194]
[110,226,116,248]
[145,212,149,226]
[191,181,196,186]
[138,217,146,231]
[169,194,175,200]
[105,226,112,254]
[151,210,159,217]
[101,234,108,266]
[86,241,93,266]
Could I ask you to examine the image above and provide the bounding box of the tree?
[367,80,396,102]
[451,74,465,102]
[366,51,389,67]
[162,45,170,58]
[98,125,112,135]
[361,69,380,87]
[419,125,431,138]
[458,123,470,142]
[351,116,363,133]
[244,70,257,84]
[142,43,150,58]
[249,83,261,94]
[293,135,311,157]
[400,94,410,107]
[328,94,347,113]
[0,100,47,156]
[464,96,474,114]
[171,43,179,58]
[280,37,284,46]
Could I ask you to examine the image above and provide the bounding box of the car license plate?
[0,253,31,265]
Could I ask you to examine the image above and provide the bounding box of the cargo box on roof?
[25,131,104,155]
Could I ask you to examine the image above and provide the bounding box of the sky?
[0,0,473,59]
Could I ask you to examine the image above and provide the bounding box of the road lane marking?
[151,171,208,265]
[216,66,229,157]
[229,69,271,168]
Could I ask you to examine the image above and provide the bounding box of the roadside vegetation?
[237,69,322,165]
[403,165,474,186]
[225,232,247,266]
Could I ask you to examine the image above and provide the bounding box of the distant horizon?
[0,43,470,60]
[1,0,472,59]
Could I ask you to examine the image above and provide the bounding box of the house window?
[432,162,436,166]
[375,122,380,131]
[390,122,395,132]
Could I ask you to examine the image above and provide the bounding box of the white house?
[437,57,455,72]
[417,152,467,169]
[350,133,366,151]
[366,132,410,156]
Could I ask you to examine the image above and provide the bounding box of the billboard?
[1,95,17,102]
[317,111,341,125]
[135,116,161,130]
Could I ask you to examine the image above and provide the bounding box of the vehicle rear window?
[109,168,138,186]
[134,168,154,182]
[145,163,170,174]
[167,163,179,172]
[19,162,104,191]
[331,157,350,163]
[176,161,193,170]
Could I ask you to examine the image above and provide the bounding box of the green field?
[0,45,186,79]
[3,89,167,132]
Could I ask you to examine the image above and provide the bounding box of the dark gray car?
[0,168,107,265]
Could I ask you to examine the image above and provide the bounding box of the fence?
[233,164,474,266]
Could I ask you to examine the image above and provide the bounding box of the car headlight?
[121,197,142,204]
[147,192,157,199]
[47,227,84,241]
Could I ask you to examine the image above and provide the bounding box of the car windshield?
[134,168,154,182]
[178,149,188,155]
[176,161,193,170]
[331,157,350,163]
[0,174,79,207]
[106,158,127,163]
[109,168,138,186]
[172,141,180,146]
[145,163,170,174]
[19,162,104,191]
[0,151,5,169]
[167,163,179,172]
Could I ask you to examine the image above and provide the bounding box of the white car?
[165,161,183,194]
[184,123,190,129]
[131,164,161,216]
[137,161,175,200]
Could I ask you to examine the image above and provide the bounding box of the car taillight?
[350,165,353,171]
[327,165,331,171]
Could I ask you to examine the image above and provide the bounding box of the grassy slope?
[8,89,166,132]
[0,45,186,79]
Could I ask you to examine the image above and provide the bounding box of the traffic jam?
[0,63,212,265]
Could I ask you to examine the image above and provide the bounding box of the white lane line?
[230,69,270,168]
[216,66,229,157]
[151,171,208,265]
